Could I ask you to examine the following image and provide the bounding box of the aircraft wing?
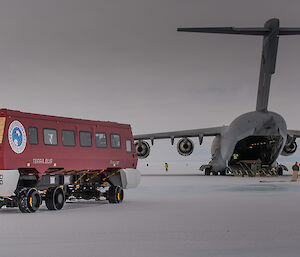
[134,126,227,143]
[287,130,300,138]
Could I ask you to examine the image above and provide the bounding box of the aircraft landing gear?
[204,168,211,176]
[277,167,283,176]
[220,170,226,176]
[205,169,226,176]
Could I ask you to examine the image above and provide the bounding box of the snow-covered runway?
[1,175,300,257]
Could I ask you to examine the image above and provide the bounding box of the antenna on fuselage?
[177,18,300,112]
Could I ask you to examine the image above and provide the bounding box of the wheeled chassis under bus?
[0,169,129,213]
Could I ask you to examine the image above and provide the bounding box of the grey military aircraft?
[134,18,300,176]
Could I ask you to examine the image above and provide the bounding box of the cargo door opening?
[229,135,283,166]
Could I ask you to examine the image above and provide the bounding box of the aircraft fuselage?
[211,111,287,171]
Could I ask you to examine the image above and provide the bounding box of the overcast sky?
[1,0,300,165]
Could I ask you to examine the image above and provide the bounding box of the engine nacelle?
[134,141,150,159]
[177,138,194,156]
[281,141,297,156]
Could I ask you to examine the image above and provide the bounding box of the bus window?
[43,129,58,145]
[28,127,38,145]
[110,134,121,148]
[126,140,132,153]
[95,132,107,148]
[62,130,76,146]
[80,131,92,147]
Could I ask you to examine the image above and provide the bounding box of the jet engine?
[134,141,150,159]
[177,138,194,156]
[281,135,297,156]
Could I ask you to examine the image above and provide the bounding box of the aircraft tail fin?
[178,19,300,112]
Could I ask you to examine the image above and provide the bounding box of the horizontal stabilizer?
[279,28,300,35]
[177,27,269,35]
[177,27,300,36]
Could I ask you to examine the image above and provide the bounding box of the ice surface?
[1,174,300,257]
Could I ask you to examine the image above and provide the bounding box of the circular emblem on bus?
[8,120,27,154]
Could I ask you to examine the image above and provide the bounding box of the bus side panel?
[3,115,137,175]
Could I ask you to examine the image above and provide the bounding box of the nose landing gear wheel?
[46,187,65,210]
[107,186,124,204]
[18,188,41,213]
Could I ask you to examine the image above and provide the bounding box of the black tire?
[277,168,283,176]
[107,186,124,204]
[18,188,41,213]
[116,187,124,203]
[204,168,211,176]
[220,170,226,176]
[212,171,218,176]
[46,187,65,211]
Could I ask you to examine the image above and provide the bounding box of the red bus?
[0,109,140,213]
